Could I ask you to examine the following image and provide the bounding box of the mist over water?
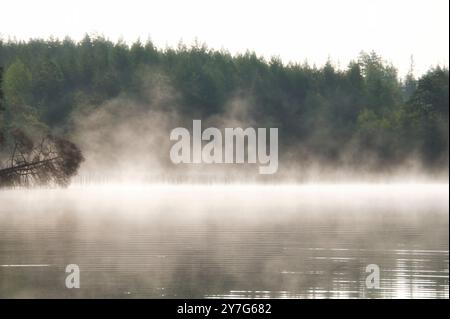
[1,72,448,299]
[0,184,448,298]
[0,39,448,300]
[68,90,448,184]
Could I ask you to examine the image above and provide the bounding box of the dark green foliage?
[0,66,4,146]
[401,68,449,166]
[0,36,448,172]
[0,66,4,110]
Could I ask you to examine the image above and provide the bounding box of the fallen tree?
[0,128,84,187]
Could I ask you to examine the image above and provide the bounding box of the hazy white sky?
[1,0,448,77]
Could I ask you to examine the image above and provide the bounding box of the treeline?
[0,36,448,172]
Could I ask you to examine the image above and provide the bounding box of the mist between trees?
[0,36,448,184]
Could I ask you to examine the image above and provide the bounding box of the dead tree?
[0,129,84,187]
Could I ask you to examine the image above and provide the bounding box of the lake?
[0,184,448,298]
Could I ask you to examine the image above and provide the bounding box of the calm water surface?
[0,184,448,298]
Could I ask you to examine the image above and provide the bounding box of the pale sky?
[1,0,448,77]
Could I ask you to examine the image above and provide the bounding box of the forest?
[0,36,448,181]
